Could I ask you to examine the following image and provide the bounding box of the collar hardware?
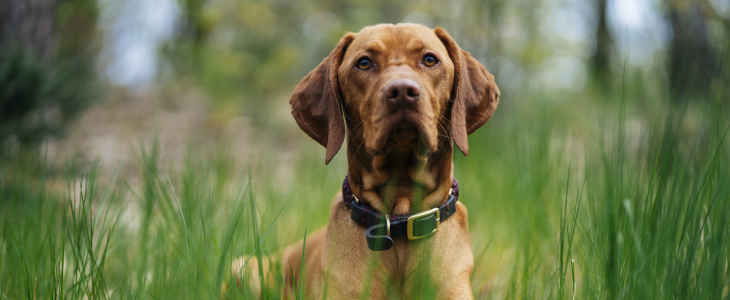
[385,214,391,237]
[407,207,439,240]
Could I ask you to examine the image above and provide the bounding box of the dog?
[228,23,499,299]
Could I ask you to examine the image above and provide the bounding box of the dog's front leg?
[319,197,392,299]
[432,203,475,300]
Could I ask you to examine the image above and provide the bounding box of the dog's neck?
[345,135,454,216]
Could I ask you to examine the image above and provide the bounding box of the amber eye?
[356,58,372,70]
[423,55,438,67]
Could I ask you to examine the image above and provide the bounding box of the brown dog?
[229,23,499,299]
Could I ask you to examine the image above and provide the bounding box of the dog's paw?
[223,256,276,299]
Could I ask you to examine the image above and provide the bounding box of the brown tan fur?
[228,23,499,299]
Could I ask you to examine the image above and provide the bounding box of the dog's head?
[290,23,499,164]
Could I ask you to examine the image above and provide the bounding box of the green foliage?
[0,0,98,150]
[0,50,46,132]
[56,0,99,58]
[166,0,561,124]
[0,48,97,148]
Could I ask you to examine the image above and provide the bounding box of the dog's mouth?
[370,117,435,158]
[387,122,420,151]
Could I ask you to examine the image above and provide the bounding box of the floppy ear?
[290,33,356,164]
[435,28,500,156]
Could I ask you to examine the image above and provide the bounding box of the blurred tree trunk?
[667,1,717,100]
[0,0,56,62]
[699,0,730,103]
[487,0,504,57]
[591,0,612,88]
[180,0,207,70]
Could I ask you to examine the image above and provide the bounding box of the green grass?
[1,87,729,299]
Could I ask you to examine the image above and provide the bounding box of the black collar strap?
[342,176,459,251]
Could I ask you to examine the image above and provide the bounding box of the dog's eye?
[423,55,438,67]
[356,58,372,70]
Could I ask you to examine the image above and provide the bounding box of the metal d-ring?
[384,214,390,236]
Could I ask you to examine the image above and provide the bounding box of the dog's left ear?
[435,28,500,156]
[290,33,356,164]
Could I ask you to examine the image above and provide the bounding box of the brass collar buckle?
[406,207,440,240]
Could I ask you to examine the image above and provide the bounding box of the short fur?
[228,23,499,299]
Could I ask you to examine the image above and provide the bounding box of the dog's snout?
[384,79,421,109]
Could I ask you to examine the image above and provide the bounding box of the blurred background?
[1,0,728,162]
[2,0,730,298]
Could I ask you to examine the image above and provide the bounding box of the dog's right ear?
[435,28,500,156]
[290,33,356,164]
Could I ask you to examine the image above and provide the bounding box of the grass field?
[1,80,729,299]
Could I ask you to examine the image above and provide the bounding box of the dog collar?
[342,176,459,251]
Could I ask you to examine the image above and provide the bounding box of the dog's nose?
[384,79,421,109]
